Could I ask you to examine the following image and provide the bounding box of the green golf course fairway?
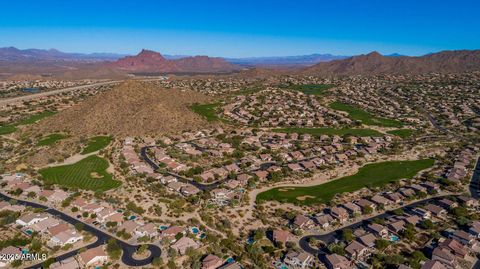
[39,155,120,192]
[257,159,434,205]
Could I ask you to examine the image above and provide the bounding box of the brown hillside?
[302,50,480,76]
[37,81,214,137]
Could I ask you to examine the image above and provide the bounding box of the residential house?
[49,229,84,247]
[0,246,22,268]
[78,246,108,268]
[356,199,376,212]
[458,196,478,207]
[412,208,431,219]
[293,215,315,230]
[357,233,377,248]
[284,251,313,269]
[345,241,370,260]
[330,207,349,223]
[370,194,392,207]
[367,223,389,238]
[438,199,458,209]
[449,230,475,246]
[439,238,468,258]
[170,237,199,255]
[343,202,361,216]
[325,254,351,269]
[431,247,457,269]
[16,213,49,226]
[30,218,60,233]
[201,254,224,269]
[135,223,159,238]
[272,230,294,245]
[425,204,447,218]
[315,214,334,229]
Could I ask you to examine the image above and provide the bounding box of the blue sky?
[1,0,479,57]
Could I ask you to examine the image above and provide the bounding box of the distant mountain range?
[302,50,480,76]
[111,49,241,74]
[0,47,350,66]
[1,46,480,78]
[0,46,126,62]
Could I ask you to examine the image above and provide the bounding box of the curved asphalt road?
[298,195,457,256]
[0,192,161,268]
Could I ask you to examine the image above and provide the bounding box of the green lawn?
[37,133,68,146]
[190,103,221,122]
[387,129,414,139]
[257,159,434,205]
[330,102,404,128]
[0,125,17,135]
[287,84,335,95]
[39,155,120,192]
[273,127,383,137]
[81,136,112,154]
[17,111,56,125]
[0,111,56,135]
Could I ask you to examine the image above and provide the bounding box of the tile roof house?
[161,226,184,238]
[78,246,108,268]
[330,207,349,222]
[438,199,458,209]
[367,223,389,238]
[424,204,447,218]
[370,194,392,206]
[439,238,468,258]
[384,192,404,204]
[135,223,159,238]
[272,230,294,245]
[412,207,431,219]
[449,230,475,246]
[315,214,334,229]
[16,213,49,226]
[30,218,60,233]
[343,202,361,215]
[293,215,315,229]
[325,253,351,269]
[284,251,313,269]
[431,247,457,269]
[357,233,377,248]
[170,237,200,255]
[201,254,224,269]
[48,223,70,236]
[345,241,370,260]
[49,229,84,246]
[388,220,406,235]
[0,246,22,268]
[356,199,377,211]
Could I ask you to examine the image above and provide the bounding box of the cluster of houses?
[221,88,349,127]
[307,195,479,269]
[1,173,69,204]
[445,148,476,183]
[336,72,480,133]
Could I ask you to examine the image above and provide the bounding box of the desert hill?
[112,49,241,74]
[37,81,214,137]
[302,50,480,76]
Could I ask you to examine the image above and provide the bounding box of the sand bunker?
[278,187,295,192]
[90,172,104,179]
[296,195,315,201]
